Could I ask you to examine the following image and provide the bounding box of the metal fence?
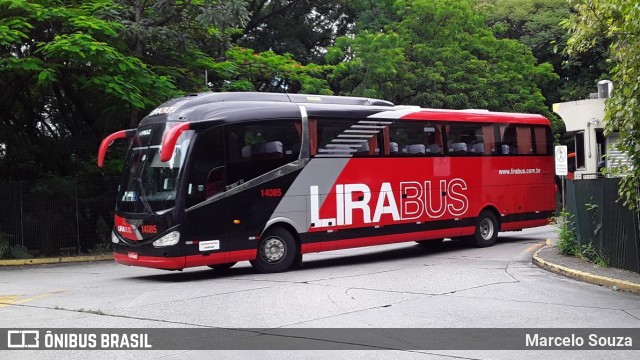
[0,177,120,259]
[566,178,640,273]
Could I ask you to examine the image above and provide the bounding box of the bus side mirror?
[97,129,136,168]
[160,122,191,162]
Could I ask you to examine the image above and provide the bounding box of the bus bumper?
[113,252,186,270]
[113,250,257,270]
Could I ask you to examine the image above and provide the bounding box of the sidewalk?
[533,243,640,294]
[0,254,113,266]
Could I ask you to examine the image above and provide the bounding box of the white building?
[552,81,628,179]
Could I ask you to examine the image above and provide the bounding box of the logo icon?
[7,330,40,348]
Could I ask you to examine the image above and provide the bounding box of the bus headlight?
[153,231,180,248]
[111,231,119,244]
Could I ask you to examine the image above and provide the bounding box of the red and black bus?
[98,92,555,272]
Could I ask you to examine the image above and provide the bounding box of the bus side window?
[499,125,517,155]
[389,121,442,156]
[315,118,383,157]
[533,126,551,155]
[226,119,302,184]
[186,127,225,207]
[446,123,484,155]
[516,126,534,155]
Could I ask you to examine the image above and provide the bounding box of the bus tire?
[470,210,499,248]
[250,227,297,273]
[208,262,236,271]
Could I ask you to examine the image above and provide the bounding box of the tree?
[239,0,356,64]
[565,0,640,209]
[0,0,336,181]
[327,0,558,118]
[477,0,610,104]
[0,0,178,179]
[207,47,333,94]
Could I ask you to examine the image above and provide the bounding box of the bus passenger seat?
[241,145,252,158]
[449,142,468,154]
[389,142,399,154]
[470,143,484,154]
[353,142,369,156]
[405,144,426,155]
[501,144,510,155]
[427,144,442,154]
[260,141,284,158]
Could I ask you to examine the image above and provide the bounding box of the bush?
[557,210,578,255]
[0,233,9,258]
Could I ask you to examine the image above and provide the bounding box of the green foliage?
[208,47,333,94]
[240,0,355,64]
[565,0,640,209]
[477,0,610,103]
[577,242,609,267]
[327,0,557,116]
[88,242,110,255]
[0,233,9,258]
[0,0,179,180]
[556,210,609,267]
[556,210,578,255]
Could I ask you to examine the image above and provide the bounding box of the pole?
[75,178,81,254]
[561,175,565,212]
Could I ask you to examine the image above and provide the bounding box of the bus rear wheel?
[250,227,297,273]
[208,262,236,271]
[469,210,499,248]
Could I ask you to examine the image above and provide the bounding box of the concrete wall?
[553,99,606,177]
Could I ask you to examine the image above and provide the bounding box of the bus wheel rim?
[480,218,494,240]
[262,237,286,263]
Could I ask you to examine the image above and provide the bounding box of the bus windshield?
[116,122,193,214]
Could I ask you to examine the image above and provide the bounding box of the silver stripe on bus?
[325,144,366,148]
[344,129,379,134]
[351,125,388,129]
[357,120,393,125]
[298,105,310,160]
[333,137,369,141]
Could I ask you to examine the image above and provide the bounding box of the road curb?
[0,254,113,266]
[532,247,640,294]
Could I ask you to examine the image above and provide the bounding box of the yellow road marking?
[0,295,18,308]
[0,290,66,308]
[524,242,546,254]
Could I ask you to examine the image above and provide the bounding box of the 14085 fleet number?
[260,188,283,197]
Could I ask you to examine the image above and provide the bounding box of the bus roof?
[373,107,551,125]
[140,92,550,127]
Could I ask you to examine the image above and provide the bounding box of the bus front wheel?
[250,227,297,273]
[469,211,499,248]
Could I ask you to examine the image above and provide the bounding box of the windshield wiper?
[136,177,154,214]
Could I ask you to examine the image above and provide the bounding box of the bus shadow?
[127,235,540,282]
[298,234,540,270]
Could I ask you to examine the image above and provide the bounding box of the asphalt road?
[2,225,639,359]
